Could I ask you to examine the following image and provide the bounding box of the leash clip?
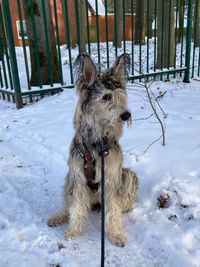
[103,150,109,157]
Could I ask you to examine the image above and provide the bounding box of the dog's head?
[73,53,131,139]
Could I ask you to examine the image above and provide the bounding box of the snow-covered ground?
[0,78,200,267]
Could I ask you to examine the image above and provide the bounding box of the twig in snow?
[135,135,163,158]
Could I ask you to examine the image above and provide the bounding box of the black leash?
[100,149,105,267]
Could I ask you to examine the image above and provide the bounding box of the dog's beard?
[96,116,130,139]
[113,120,124,138]
[115,119,131,137]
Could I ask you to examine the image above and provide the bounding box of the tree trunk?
[113,0,123,48]
[148,0,155,39]
[178,0,184,43]
[22,0,60,86]
[125,0,131,13]
[135,0,145,45]
[157,0,175,68]
[194,0,200,47]
[60,0,76,48]
[103,0,114,13]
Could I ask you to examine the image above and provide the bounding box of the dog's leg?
[118,168,139,213]
[64,183,90,239]
[47,211,69,227]
[105,190,127,247]
[47,174,73,227]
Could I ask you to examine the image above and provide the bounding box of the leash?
[100,149,105,267]
[75,139,108,266]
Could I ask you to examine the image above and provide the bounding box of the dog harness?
[75,140,109,192]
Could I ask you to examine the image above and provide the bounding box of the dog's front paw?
[47,213,69,227]
[107,232,127,247]
[64,230,82,239]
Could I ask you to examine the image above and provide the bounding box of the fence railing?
[0,0,199,108]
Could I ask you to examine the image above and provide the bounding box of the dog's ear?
[74,53,97,87]
[112,53,131,82]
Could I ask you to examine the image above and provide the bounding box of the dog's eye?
[102,94,112,101]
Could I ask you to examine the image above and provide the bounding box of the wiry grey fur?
[47,53,139,247]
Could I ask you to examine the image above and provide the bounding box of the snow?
[0,78,200,266]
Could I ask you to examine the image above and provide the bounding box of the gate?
[0,0,199,109]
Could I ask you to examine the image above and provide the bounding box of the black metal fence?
[0,0,199,108]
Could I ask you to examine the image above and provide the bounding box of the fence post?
[1,0,23,108]
[183,0,193,83]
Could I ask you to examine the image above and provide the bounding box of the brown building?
[2,0,135,47]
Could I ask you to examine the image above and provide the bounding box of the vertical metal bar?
[63,0,74,84]
[0,67,3,87]
[131,0,134,77]
[0,3,13,89]
[183,0,193,82]
[180,0,185,72]
[174,0,179,77]
[95,0,101,68]
[1,92,6,100]
[123,0,126,54]
[161,0,165,71]
[85,0,91,55]
[0,37,8,88]
[139,0,142,76]
[154,0,157,72]
[192,0,199,78]
[1,0,23,108]
[6,93,10,102]
[53,0,63,85]
[29,0,42,87]
[74,0,81,54]
[1,59,8,88]
[114,0,118,57]
[198,47,200,76]
[41,0,53,86]
[167,0,172,80]
[104,0,109,68]
[147,0,150,73]
[0,39,3,87]
[17,0,31,90]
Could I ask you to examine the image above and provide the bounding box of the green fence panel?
[53,0,64,85]
[63,0,73,84]
[17,0,31,90]
[183,0,193,82]
[0,0,198,108]
[0,3,13,89]
[1,0,23,108]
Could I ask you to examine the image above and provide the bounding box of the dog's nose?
[120,111,131,121]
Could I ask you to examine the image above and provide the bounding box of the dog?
[47,53,139,247]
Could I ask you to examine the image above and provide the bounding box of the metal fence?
[0,0,199,109]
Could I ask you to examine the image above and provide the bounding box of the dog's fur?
[47,53,139,247]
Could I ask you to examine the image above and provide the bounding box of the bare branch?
[150,88,167,118]
[133,113,154,122]
[144,81,166,146]
[135,135,163,158]
[156,90,167,100]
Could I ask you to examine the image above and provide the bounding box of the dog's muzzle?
[120,111,131,121]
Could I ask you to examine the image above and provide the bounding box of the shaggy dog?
[48,53,139,247]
